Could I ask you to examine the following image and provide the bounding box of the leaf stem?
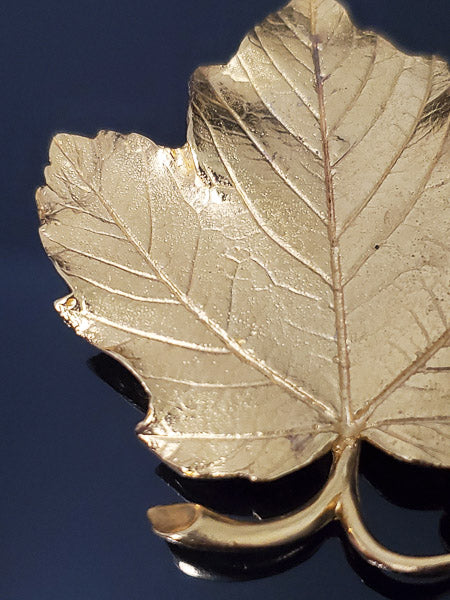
[148,439,450,577]
[147,441,357,550]
[337,450,450,578]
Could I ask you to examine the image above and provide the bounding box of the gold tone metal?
[36,0,449,575]
[149,442,450,578]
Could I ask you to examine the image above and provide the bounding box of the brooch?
[36,0,449,577]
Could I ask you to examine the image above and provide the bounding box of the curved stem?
[337,464,450,578]
[147,442,357,550]
[148,441,450,578]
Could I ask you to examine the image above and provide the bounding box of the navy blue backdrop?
[1,1,449,599]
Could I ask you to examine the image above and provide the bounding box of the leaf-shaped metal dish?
[36,0,449,576]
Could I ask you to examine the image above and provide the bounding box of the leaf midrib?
[310,2,352,427]
[308,0,449,430]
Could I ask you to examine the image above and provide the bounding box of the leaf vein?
[52,137,337,420]
[192,102,333,288]
[195,86,327,225]
[337,59,434,236]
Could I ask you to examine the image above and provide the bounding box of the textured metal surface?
[36,0,449,574]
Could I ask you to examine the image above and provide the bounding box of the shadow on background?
[89,353,450,598]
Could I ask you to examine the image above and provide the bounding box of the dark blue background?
[1,1,449,599]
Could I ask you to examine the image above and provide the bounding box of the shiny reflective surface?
[38,0,450,484]
[3,0,450,597]
[91,352,450,589]
[36,0,449,575]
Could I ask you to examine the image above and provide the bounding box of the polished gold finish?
[36,0,449,575]
[149,441,450,577]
